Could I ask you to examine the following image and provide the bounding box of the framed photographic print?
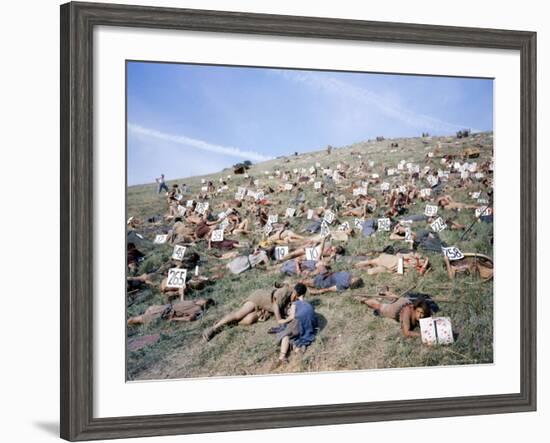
[60,1,536,441]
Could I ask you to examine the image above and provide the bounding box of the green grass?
[126,132,494,380]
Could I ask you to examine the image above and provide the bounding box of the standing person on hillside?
[156,173,169,194]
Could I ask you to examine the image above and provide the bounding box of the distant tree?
[243,160,252,167]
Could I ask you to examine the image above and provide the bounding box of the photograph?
[125,61,494,381]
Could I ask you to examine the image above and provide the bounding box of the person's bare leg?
[279,336,290,362]
[127,315,144,325]
[203,301,256,341]
[238,311,260,325]
[365,300,382,310]
[354,258,378,269]
[367,266,388,275]
[278,249,304,263]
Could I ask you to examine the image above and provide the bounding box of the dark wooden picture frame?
[60,1,537,441]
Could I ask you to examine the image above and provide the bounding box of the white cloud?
[275,70,477,133]
[128,123,272,162]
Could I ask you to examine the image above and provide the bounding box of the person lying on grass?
[202,283,300,341]
[127,298,214,325]
[353,251,429,275]
[354,289,432,338]
[276,235,345,263]
[301,268,364,294]
[271,283,318,368]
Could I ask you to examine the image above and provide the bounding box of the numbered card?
[399,185,407,194]
[293,168,298,174]
[424,204,438,217]
[427,175,439,187]
[201,179,206,184]
[387,168,395,176]
[430,217,447,233]
[211,229,224,242]
[428,152,434,158]
[268,214,278,224]
[268,176,274,180]
[353,187,367,196]
[397,163,404,170]
[315,162,321,167]
[254,179,260,187]
[219,219,230,231]
[264,223,273,235]
[201,186,208,192]
[154,234,168,244]
[380,182,390,191]
[354,218,365,230]
[309,166,316,174]
[255,191,264,201]
[175,194,183,201]
[338,221,350,231]
[323,210,335,224]
[171,245,187,261]
[442,246,465,261]
[186,200,194,208]
[471,191,481,199]
[469,163,478,172]
[235,191,244,201]
[420,317,454,345]
[371,173,379,179]
[475,206,493,218]
[405,227,413,242]
[368,160,375,167]
[460,171,470,180]
[475,172,485,180]
[377,218,391,232]
[284,183,293,191]
[243,173,249,178]
[285,208,296,218]
[420,188,431,198]
[305,246,321,261]
[196,202,209,215]
[397,257,404,275]
[166,268,187,289]
[320,220,331,237]
[314,181,322,190]
[274,246,289,261]
[477,198,489,205]
[177,205,187,216]
[307,209,314,220]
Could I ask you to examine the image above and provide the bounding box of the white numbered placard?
[475,206,493,218]
[201,179,206,184]
[219,219,230,231]
[175,194,183,201]
[235,192,244,201]
[264,223,273,235]
[274,246,289,261]
[285,208,296,218]
[284,183,293,191]
[405,227,413,242]
[428,152,434,158]
[323,210,335,224]
[338,222,350,231]
[430,217,447,233]
[177,205,187,216]
[380,182,390,191]
[424,204,438,217]
[471,191,481,199]
[171,245,187,261]
[196,202,209,215]
[442,246,464,261]
[353,187,367,196]
[305,246,321,261]
[387,168,395,176]
[309,166,316,174]
[377,218,391,232]
[211,229,224,242]
[167,268,187,289]
[475,172,485,179]
[477,198,489,205]
[427,175,439,187]
[268,214,278,224]
[397,257,404,274]
[201,186,208,192]
[420,188,431,198]
[399,185,407,194]
[154,234,168,244]
[371,173,379,179]
[307,209,314,220]
[293,168,298,174]
[420,317,454,345]
[254,179,260,187]
[354,218,365,230]
[314,181,322,190]
[186,200,194,208]
[320,220,331,237]
[255,191,265,201]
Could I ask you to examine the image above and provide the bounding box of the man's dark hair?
[334,245,345,255]
[413,299,432,317]
[294,283,307,296]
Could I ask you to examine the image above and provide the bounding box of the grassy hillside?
[126,132,493,380]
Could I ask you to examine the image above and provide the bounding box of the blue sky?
[127,61,493,185]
